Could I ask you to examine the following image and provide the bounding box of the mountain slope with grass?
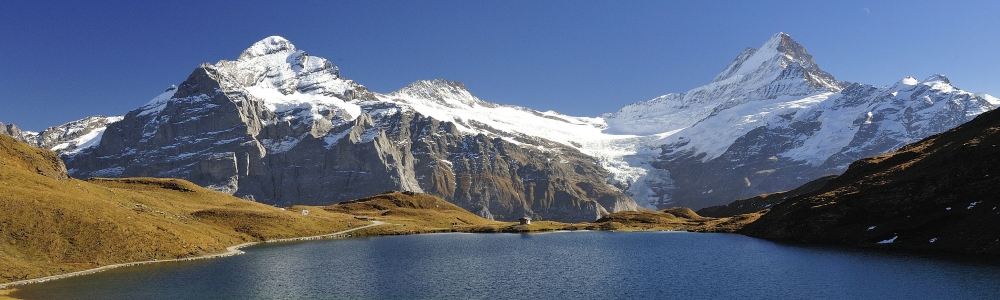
[0,134,356,284]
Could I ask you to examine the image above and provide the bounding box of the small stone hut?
[518,217,531,225]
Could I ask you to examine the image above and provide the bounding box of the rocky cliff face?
[57,36,633,222]
[739,107,1000,255]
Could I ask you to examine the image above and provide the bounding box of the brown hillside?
[324,191,501,234]
[0,134,356,284]
[595,207,761,232]
[740,108,1000,255]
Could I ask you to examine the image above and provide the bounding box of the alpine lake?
[12,231,1000,299]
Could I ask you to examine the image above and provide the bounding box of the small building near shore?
[518,217,531,225]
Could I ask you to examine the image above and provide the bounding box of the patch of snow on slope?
[54,127,109,155]
[47,116,123,154]
[323,128,353,148]
[968,201,980,209]
[245,86,361,121]
[978,93,1000,106]
[877,236,898,244]
[261,135,304,153]
[139,89,178,117]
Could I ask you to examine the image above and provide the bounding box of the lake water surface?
[14,231,1000,299]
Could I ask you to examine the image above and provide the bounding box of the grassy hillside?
[594,207,762,232]
[320,191,565,235]
[0,134,357,284]
[324,190,497,229]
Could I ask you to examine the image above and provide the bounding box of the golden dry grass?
[0,288,19,300]
[0,135,359,284]
[594,208,762,233]
[323,191,504,235]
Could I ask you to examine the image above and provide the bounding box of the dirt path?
[0,221,385,289]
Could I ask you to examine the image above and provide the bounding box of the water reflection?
[14,232,1000,300]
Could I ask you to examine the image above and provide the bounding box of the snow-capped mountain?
[601,33,995,209]
[50,36,636,222]
[5,33,995,218]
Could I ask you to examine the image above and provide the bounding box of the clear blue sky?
[1,0,997,131]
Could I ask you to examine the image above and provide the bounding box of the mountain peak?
[771,33,810,61]
[238,36,298,60]
[411,79,468,90]
[923,74,950,84]
[391,79,482,107]
[761,32,790,47]
[710,32,843,91]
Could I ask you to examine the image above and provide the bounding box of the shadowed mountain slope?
[740,108,1000,255]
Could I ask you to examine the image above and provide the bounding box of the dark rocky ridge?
[739,107,1000,255]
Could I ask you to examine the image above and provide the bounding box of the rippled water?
[14,231,1000,299]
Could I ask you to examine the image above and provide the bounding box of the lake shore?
[0,190,757,295]
[0,221,385,291]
